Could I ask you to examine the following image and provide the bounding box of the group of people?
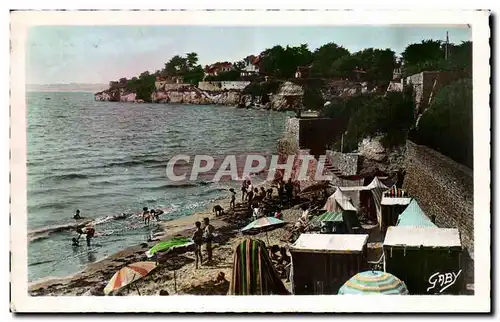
[192,217,216,269]
[72,210,96,247]
[240,180,274,210]
[142,207,164,226]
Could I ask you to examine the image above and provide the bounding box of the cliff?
[94,79,375,111]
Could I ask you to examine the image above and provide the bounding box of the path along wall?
[402,140,474,288]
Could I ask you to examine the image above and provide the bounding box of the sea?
[27,91,291,282]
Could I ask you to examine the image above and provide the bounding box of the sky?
[26,25,472,85]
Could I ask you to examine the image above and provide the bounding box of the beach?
[28,182,303,296]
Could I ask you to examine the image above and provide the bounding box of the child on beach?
[142,207,151,226]
[260,187,267,200]
[229,188,236,209]
[192,221,204,269]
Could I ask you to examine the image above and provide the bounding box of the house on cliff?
[204,62,234,77]
[240,55,262,77]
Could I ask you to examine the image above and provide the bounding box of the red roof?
[205,62,233,73]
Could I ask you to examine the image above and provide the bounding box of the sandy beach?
[28,180,302,296]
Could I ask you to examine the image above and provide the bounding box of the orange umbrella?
[104,261,157,295]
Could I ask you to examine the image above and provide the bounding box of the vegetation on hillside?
[411,79,473,169]
[322,87,416,152]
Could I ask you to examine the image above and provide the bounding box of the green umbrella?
[145,237,194,258]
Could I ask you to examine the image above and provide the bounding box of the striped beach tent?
[338,270,409,295]
[228,239,289,295]
[396,199,436,228]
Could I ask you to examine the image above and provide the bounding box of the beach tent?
[396,199,436,228]
[323,188,358,213]
[384,227,463,294]
[366,177,388,229]
[381,187,412,232]
[228,239,289,295]
[338,270,409,295]
[289,233,369,294]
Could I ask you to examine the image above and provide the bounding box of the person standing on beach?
[278,180,285,205]
[142,207,151,226]
[203,217,215,263]
[241,181,247,202]
[247,189,254,209]
[285,179,294,205]
[192,221,204,269]
[229,188,236,209]
[85,226,95,247]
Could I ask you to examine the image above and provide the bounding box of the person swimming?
[73,209,81,220]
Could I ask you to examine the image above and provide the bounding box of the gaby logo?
[427,270,462,293]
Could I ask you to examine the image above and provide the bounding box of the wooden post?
[266,231,270,246]
[173,270,177,293]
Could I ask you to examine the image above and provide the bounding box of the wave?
[28,259,58,267]
[28,220,92,242]
[38,173,95,183]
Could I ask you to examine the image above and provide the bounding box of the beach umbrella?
[146,237,194,258]
[241,217,285,245]
[338,270,409,295]
[104,261,157,295]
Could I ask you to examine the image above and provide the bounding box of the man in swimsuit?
[246,189,254,209]
[85,226,95,247]
[192,221,204,269]
[73,209,81,220]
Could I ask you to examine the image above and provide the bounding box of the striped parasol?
[228,239,289,295]
[338,270,409,295]
[104,261,157,295]
[241,217,285,234]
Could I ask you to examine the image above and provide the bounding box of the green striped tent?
[314,211,344,223]
[228,239,289,295]
[338,270,409,295]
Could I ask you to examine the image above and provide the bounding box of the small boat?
[45,97,51,100]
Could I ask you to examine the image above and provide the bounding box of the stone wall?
[285,117,345,155]
[405,71,466,114]
[402,140,474,284]
[198,81,251,91]
[155,82,192,91]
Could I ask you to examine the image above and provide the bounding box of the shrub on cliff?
[413,78,473,169]
[126,74,156,102]
[324,88,415,152]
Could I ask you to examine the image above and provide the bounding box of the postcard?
[10,9,491,313]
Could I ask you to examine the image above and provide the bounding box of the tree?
[186,52,199,70]
[139,71,150,79]
[233,60,245,71]
[311,42,350,78]
[401,39,443,67]
[259,44,313,78]
[164,55,188,76]
[119,77,128,84]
